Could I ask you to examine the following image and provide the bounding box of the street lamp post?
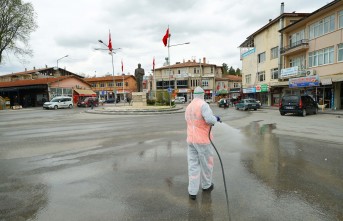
[57,55,68,68]
[167,40,190,107]
[96,40,121,105]
[122,73,125,105]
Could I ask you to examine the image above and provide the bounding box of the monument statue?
[134,63,145,92]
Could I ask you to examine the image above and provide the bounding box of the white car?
[43,96,73,110]
[173,97,186,104]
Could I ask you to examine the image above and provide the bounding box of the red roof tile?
[0,76,84,88]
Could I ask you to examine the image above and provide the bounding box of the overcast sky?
[0,0,331,77]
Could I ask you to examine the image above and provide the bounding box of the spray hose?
[209,125,231,221]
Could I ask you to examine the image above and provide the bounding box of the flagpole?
[111,51,116,106]
[167,25,171,107]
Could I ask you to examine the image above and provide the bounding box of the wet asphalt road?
[0,105,342,221]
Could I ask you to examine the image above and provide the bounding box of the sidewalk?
[261,106,343,115]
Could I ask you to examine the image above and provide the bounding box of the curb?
[85,107,185,115]
[261,106,343,116]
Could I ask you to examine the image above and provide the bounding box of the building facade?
[153,58,223,103]
[279,0,343,110]
[239,5,309,106]
[239,0,343,110]
[84,75,137,102]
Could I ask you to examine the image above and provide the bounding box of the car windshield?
[282,96,299,104]
[50,98,61,102]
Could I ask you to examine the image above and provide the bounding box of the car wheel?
[54,105,58,110]
[69,104,73,109]
[302,109,306,117]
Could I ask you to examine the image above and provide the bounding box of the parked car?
[43,96,73,110]
[172,97,186,104]
[250,99,262,108]
[104,98,120,103]
[77,97,99,107]
[218,98,229,108]
[235,99,260,111]
[279,95,318,117]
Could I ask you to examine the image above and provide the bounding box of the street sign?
[167,88,172,94]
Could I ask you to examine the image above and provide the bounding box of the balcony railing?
[280,39,309,54]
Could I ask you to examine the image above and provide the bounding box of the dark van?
[279,95,318,117]
[77,97,99,107]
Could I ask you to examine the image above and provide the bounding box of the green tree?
[0,0,37,64]
[235,68,241,75]
[222,63,228,74]
[228,66,235,75]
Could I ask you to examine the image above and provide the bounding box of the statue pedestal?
[132,92,147,107]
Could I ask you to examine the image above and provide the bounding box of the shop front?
[175,88,190,102]
[242,87,256,99]
[255,84,269,106]
[73,89,97,104]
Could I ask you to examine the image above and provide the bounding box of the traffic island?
[85,105,184,115]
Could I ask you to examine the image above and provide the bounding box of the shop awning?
[74,89,96,96]
[320,73,343,83]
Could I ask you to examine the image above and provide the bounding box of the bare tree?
[0,0,37,64]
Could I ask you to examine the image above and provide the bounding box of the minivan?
[279,95,318,117]
[43,96,73,110]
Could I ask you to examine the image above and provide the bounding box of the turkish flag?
[108,31,113,51]
[162,28,169,47]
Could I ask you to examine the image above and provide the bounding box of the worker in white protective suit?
[185,86,221,200]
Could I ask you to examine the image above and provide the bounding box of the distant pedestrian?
[90,99,94,109]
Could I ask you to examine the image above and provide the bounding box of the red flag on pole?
[162,28,169,47]
[153,57,155,72]
[108,31,113,52]
[121,59,123,72]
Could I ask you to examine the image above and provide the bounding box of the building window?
[257,71,265,82]
[339,10,343,29]
[270,47,278,59]
[289,30,304,47]
[309,15,335,39]
[258,52,266,63]
[289,55,305,69]
[192,79,200,87]
[338,43,343,62]
[100,83,105,87]
[271,68,279,79]
[309,46,334,67]
[202,80,209,87]
[177,80,188,88]
[245,74,251,84]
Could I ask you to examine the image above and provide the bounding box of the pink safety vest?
[185,98,213,144]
